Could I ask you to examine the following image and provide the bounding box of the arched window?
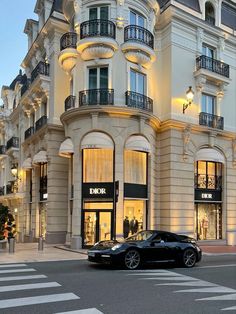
[205,2,215,25]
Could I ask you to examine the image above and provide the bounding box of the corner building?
[0,0,236,248]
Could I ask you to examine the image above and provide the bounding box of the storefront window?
[124,151,147,184]
[123,200,146,238]
[83,149,113,182]
[195,161,222,190]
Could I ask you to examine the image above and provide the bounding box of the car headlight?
[111,244,122,251]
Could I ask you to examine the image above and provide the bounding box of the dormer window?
[205,2,215,25]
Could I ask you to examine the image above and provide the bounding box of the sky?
[0,0,37,100]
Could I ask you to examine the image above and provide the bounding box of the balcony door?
[202,94,215,115]
[130,69,146,95]
[89,67,108,104]
[130,11,145,27]
[202,45,215,70]
[89,6,109,35]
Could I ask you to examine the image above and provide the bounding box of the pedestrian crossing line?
[175,286,236,294]
[0,281,61,292]
[196,293,236,301]
[221,305,236,311]
[0,268,36,274]
[126,272,183,276]
[118,269,171,273]
[0,264,27,268]
[0,293,80,309]
[139,276,199,281]
[55,308,104,314]
[155,280,217,287]
[0,275,47,282]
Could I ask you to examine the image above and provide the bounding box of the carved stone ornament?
[233,139,236,167]
[183,125,191,159]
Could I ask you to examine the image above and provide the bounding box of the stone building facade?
[0,0,236,248]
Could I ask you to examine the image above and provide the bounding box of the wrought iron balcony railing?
[125,91,153,112]
[60,32,77,50]
[199,112,224,130]
[0,145,6,154]
[80,19,116,39]
[31,61,50,83]
[196,55,230,78]
[124,25,154,49]
[6,137,19,150]
[25,126,35,140]
[35,115,48,132]
[79,89,114,106]
[194,174,222,190]
[65,95,76,111]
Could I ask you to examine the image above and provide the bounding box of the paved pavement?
[0,241,235,264]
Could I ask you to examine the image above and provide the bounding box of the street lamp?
[183,86,194,114]
[11,164,18,177]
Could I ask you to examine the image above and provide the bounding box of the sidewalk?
[199,245,236,255]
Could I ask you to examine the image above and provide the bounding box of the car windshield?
[126,231,154,241]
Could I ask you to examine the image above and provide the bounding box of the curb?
[202,252,236,256]
[54,245,88,255]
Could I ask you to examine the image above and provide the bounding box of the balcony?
[65,95,76,111]
[25,126,35,140]
[199,112,224,130]
[79,89,114,106]
[125,91,153,113]
[121,25,155,67]
[0,145,6,155]
[31,61,50,83]
[194,174,222,190]
[58,32,78,73]
[77,20,118,60]
[35,115,47,132]
[6,137,19,151]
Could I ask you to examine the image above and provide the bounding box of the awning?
[59,138,74,158]
[32,151,47,165]
[22,157,32,170]
[125,135,151,153]
[195,148,225,163]
[81,132,114,149]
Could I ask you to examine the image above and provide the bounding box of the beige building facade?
[0,0,236,248]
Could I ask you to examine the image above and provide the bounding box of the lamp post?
[183,86,194,114]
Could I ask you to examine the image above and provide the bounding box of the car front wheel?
[182,248,197,268]
[124,249,141,270]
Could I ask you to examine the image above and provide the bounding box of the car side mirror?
[151,239,164,245]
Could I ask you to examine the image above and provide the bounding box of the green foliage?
[0,204,16,240]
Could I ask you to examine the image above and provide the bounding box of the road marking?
[196,293,236,301]
[55,309,104,314]
[0,282,61,292]
[126,272,182,276]
[118,269,171,273]
[0,293,79,309]
[0,268,36,274]
[0,264,27,268]
[139,276,199,281]
[0,275,47,282]
[155,280,217,287]
[221,305,236,311]
[197,264,236,269]
[175,287,236,293]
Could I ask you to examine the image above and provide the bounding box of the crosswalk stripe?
[221,305,236,311]
[0,268,36,274]
[0,264,27,268]
[139,276,199,281]
[196,293,236,301]
[126,272,182,276]
[0,275,47,282]
[55,308,104,314]
[175,287,236,293]
[0,282,61,292]
[0,293,80,309]
[155,280,217,287]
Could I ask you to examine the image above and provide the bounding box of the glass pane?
[198,161,206,188]
[202,46,214,58]
[137,72,145,94]
[124,150,147,184]
[197,204,221,240]
[84,202,113,210]
[100,6,108,20]
[100,67,108,88]
[130,70,136,92]
[124,200,146,237]
[201,94,207,112]
[138,15,144,27]
[99,212,111,241]
[83,149,113,182]
[130,11,136,25]
[89,68,97,89]
[207,162,215,189]
[84,212,96,246]
[89,8,97,20]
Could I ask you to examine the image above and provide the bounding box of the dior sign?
[83,183,114,199]
[89,188,106,195]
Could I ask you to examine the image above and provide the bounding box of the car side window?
[165,234,177,242]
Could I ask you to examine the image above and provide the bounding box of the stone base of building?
[71,236,82,249]
[227,232,236,246]
[45,231,67,244]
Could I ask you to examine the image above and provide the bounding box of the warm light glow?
[186,86,194,101]
[11,165,18,177]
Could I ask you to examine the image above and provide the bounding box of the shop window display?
[123,200,145,238]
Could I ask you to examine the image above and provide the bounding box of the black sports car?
[87,230,202,269]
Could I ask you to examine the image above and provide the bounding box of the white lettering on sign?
[89,188,106,195]
[201,193,213,199]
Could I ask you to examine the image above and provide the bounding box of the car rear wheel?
[183,248,196,268]
[124,249,141,270]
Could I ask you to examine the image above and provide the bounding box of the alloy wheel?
[124,250,141,270]
[183,249,196,268]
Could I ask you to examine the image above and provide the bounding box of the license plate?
[88,252,95,257]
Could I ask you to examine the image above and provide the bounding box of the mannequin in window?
[201,213,209,240]
[123,216,130,238]
[130,216,138,234]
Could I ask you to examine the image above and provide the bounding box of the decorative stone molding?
[121,42,155,68]
[183,125,191,160]
[58,48,79,74]
[116,0,125,28]
[233,139,236,167]
[196,27,204,55]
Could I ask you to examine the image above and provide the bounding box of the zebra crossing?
[123,269,236,311]
[0,263,104,313]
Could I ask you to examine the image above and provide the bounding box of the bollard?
[9,238,15,254]
[38,236,44,251]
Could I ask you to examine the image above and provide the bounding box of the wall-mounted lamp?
[183,86,194,114]
[11,164,18,177]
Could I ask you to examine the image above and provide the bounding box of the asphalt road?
[0,255,235,314]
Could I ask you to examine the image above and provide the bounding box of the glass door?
[89,7,108,35]
[88,67,108,104]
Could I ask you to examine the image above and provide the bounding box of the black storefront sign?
[83,182,114,199]
[195,189,222,202]
[124,183,147,199]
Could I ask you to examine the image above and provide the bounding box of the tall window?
[202,45,215,59]
[89,6,108,20]
[130,69,146,95]
[205,2,215,25]
[195,161,222,190]
[202,94,216,115]
[89,67,108,89]
[124,150,147,185]
[130,10,145,27]
[83,149,113,182]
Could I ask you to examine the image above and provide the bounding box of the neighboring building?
[0,0,236,248]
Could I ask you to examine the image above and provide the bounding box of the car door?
[142,232,169,262]
[163,233,181,261]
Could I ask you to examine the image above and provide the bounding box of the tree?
[0,204,16,240]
